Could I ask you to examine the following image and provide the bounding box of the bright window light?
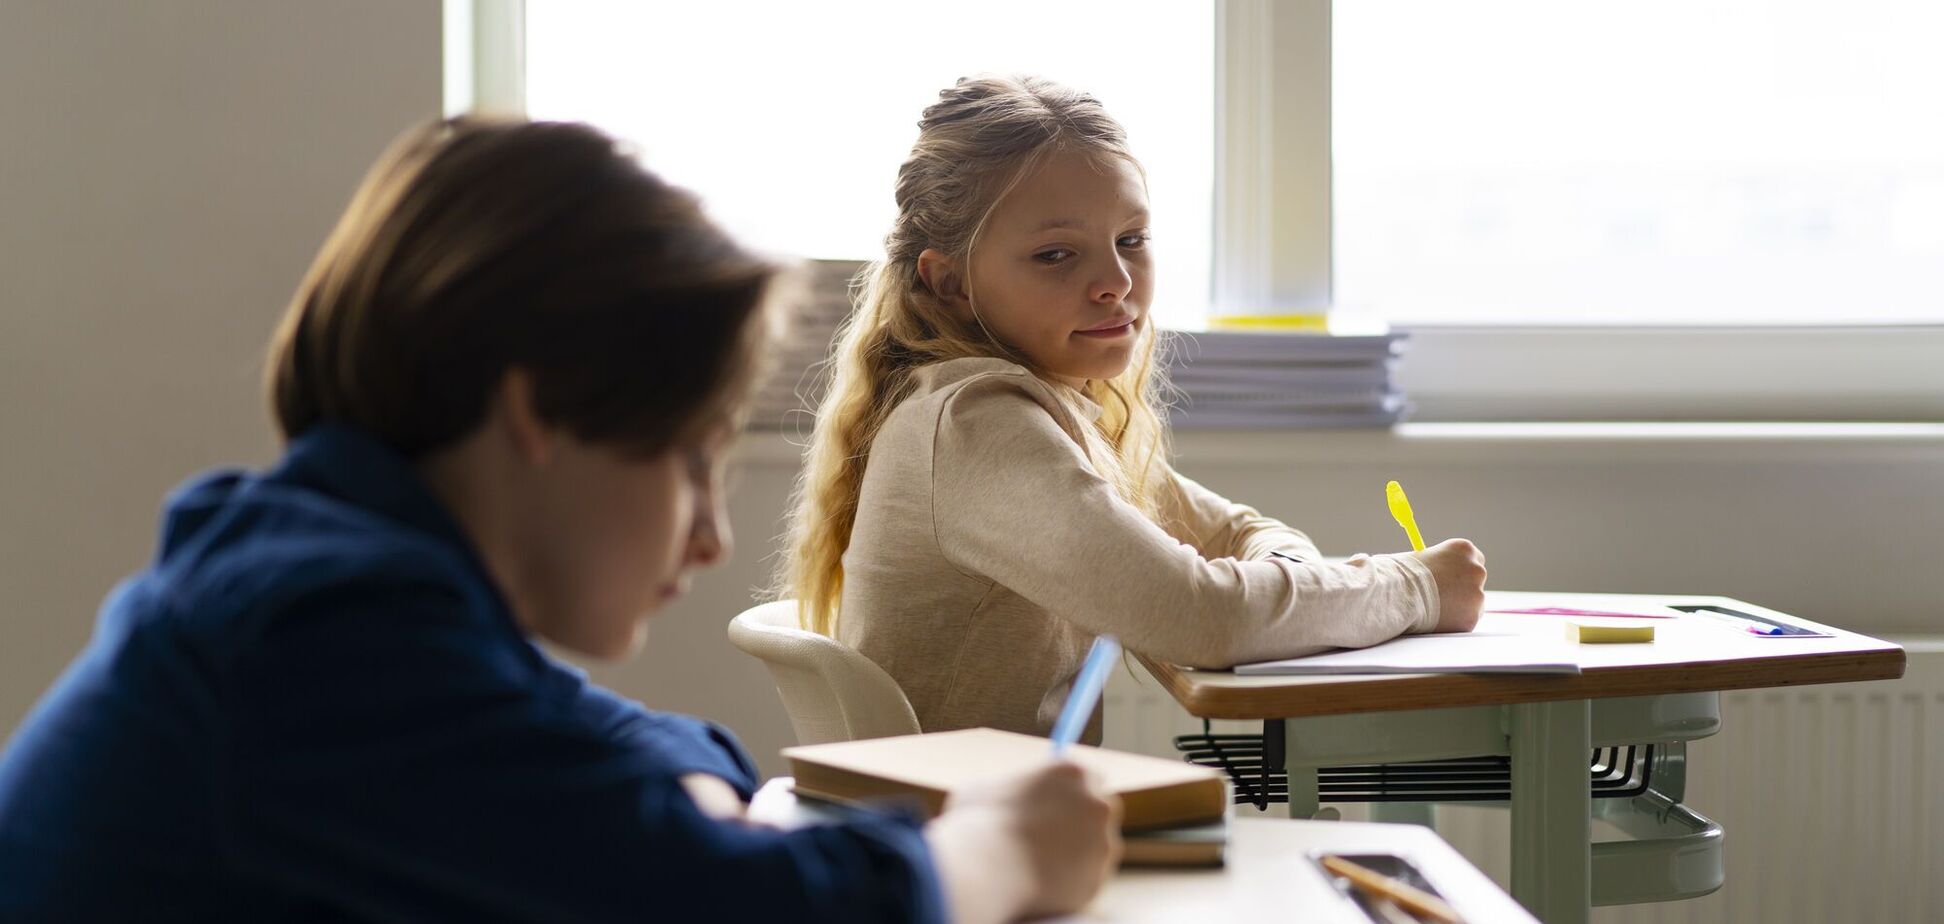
[1334,0,1944,325]
[526,1,1214,330]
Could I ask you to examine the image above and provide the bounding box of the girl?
[0,117,1116,923]
[784,75,1488,741]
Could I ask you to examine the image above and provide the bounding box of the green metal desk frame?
[1279,692,1724,924]
[1142,592,1905,923]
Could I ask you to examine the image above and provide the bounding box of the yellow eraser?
[1566,621,1656,644]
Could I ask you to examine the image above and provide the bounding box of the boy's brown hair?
[267,116,782,457]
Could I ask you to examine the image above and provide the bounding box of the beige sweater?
[837,357,1439,742]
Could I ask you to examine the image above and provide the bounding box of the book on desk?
[782,727,1231,867]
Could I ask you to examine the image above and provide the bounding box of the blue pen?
[1705,611,1786,636]
[1050,635,1121,756]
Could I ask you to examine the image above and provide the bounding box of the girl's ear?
[916,248,972,315]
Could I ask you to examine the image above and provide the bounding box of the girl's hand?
[1414,538,1487,633]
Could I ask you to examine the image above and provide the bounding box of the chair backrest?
[727,599,921,746]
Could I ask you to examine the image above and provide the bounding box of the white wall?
[0,1,441,732]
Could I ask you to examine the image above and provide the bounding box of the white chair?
[727,599,921,746]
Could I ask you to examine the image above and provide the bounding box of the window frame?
[456,0,1944,422]
[445,0,524,118]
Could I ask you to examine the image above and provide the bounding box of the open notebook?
[1234,632,1582,676]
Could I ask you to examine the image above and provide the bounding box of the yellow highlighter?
[1386,480,1426,552]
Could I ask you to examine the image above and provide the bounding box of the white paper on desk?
[1234,632,1582,675]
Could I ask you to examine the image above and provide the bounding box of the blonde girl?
[783,75,1487,741]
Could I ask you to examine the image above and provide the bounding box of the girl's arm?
[1153,465,1323,563]
[929,373,1440,669]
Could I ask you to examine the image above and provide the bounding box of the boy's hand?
[928,762,1120,923]
[679,773,749,821]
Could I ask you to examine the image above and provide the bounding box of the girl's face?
[518,422,734,659]
[961,150,1153,385]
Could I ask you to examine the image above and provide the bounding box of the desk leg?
[1369,802,1436,828]
[1279,719,1324,819]
[1509,699,1591,924]
[1286,768,1321,819]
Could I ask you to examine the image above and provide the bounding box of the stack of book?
[746,259,867,436]
[783,727,1231,867]
[1164,323,1410,429]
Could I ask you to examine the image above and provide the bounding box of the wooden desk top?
[1064,816,1538,923]
[1144,591,1907,720]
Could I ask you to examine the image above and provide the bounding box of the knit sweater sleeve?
[1153,465,1324,564]
[928,371,1439,669]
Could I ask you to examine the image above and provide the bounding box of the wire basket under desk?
[1174,720,1658,811]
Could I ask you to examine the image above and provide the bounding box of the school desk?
[748,778,1539,923]
[1139,590,1906,924]
[1073,815,1539,923]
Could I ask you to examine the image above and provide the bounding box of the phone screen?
[1313,852,1448,922]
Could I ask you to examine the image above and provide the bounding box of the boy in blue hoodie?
[0,117,1118,923]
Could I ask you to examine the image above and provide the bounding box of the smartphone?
[1311,852,1449,923]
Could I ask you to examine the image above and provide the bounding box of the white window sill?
[737,421,1944,467]
[1160,325,1944,422]
[1889,636,1944,654]
[1173,421,1944,465]
[1396,326,1944,422]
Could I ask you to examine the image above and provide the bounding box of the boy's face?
[963,150,1154,385]
[520,423,734,659]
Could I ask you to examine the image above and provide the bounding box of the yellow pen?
[1386,480,1426,552]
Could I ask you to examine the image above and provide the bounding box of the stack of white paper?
[1233,632,1582,675]
[1165,323,1411,429]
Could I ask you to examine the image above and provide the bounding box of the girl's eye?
[1034,248,1074,265]
[1118,232,1151,250]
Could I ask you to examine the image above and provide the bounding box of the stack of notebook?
[745,259,866,436]
[1164,321,1410,429]
[783,727,1231,867]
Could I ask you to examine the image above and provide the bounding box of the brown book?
[1120,816,1228,867]
[782,727,1228,831]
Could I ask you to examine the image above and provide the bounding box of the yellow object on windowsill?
[1205,313,1331,332]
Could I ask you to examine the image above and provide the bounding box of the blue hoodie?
[0,425,943,923]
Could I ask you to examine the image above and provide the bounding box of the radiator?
[1101,640,1944,923]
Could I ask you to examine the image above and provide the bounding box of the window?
[523,0,1214,331]
[1333,0,1944,326]
[456,0,1944,420]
